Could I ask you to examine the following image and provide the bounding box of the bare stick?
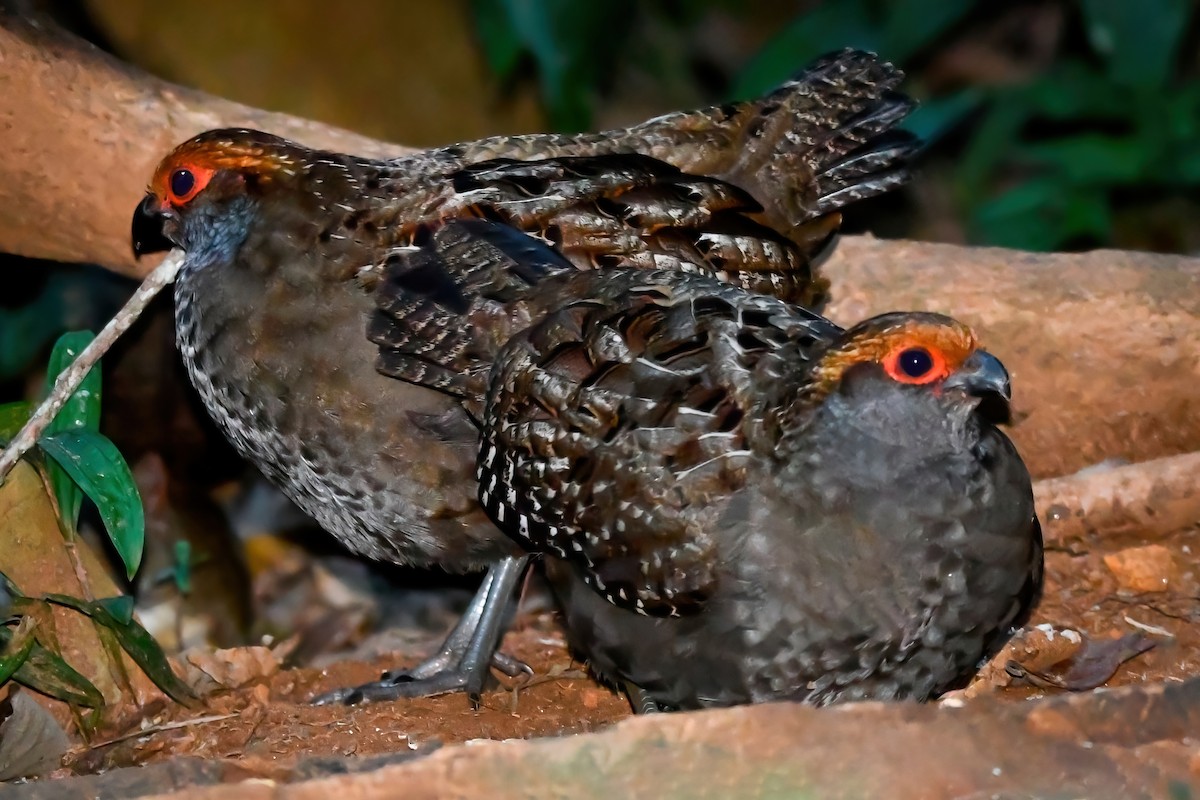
[84,712,238,750]
[0,250,186,483]
[1034,450,1200,545]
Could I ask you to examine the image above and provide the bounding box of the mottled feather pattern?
[368,154,838,403]
[477,268,842,616]
[442,154,824,303]
[367,220,578,401]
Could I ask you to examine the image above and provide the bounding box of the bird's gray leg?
[311,555,532,706]
[625,683,662,714]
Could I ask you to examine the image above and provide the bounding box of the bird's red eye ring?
[883,345,948,385]
[163,163,214,205]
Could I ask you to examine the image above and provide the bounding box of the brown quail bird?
[386,219,1043,711]
[130,50,919,704]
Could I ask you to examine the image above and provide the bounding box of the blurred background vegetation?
[2,0,1198,665]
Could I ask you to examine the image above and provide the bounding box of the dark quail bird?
[498,278,1044,710]
[130,49,919,704]
[375,219,1043,711]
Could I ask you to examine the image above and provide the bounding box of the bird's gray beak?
[131,194,176,258]
[943,350,1012,424]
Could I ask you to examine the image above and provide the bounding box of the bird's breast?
[171,263,509,570]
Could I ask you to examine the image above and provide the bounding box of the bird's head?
[807,311,1012,429]
[131,129,307,265]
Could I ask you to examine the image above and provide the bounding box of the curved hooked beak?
[942,349,1012,424]
[131,194,176,258]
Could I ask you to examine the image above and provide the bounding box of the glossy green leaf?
[47,594,196,705]
[43,331,100,532]
[0,401,32,446]
[44,331,101,436]
[1081,0,1191,87]
[38,431,144,579]
[94,595,135,626]
[0,624,104,708]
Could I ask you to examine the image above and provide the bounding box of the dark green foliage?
[472,0,640,131]
[0,332,191,708]
[46,593,197,705]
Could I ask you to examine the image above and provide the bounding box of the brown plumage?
[130,50,918,704]
[401,222,1042,709]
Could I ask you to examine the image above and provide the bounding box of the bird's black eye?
[897,347,934,378]
[170,168,195,199]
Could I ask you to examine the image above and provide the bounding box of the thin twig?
[0,250,185,483]
[84,712,238,750]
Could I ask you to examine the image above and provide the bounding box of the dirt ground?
[64,615,631,777]
[39,513,1193,783]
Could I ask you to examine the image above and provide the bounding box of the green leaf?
[45,331,101,436]
[47,594,196,705]
[0,618,37,685]
[0,624,104,708]
[733,0,969,100]
[1021,62,1134,119]
[94,595,135,626]
[1081,0,1191,87]
[43,331,100,533]
[0,401,32,446]
[38,431,144,579]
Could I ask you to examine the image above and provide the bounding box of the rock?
[1103,544,1179,592]
[0,687,70,780]
[13,678,1197,800]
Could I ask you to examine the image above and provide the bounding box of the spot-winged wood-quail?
[385,219,1044,711]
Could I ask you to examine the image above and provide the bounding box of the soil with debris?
[64,614,631,777]
[15,514,1190,790]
